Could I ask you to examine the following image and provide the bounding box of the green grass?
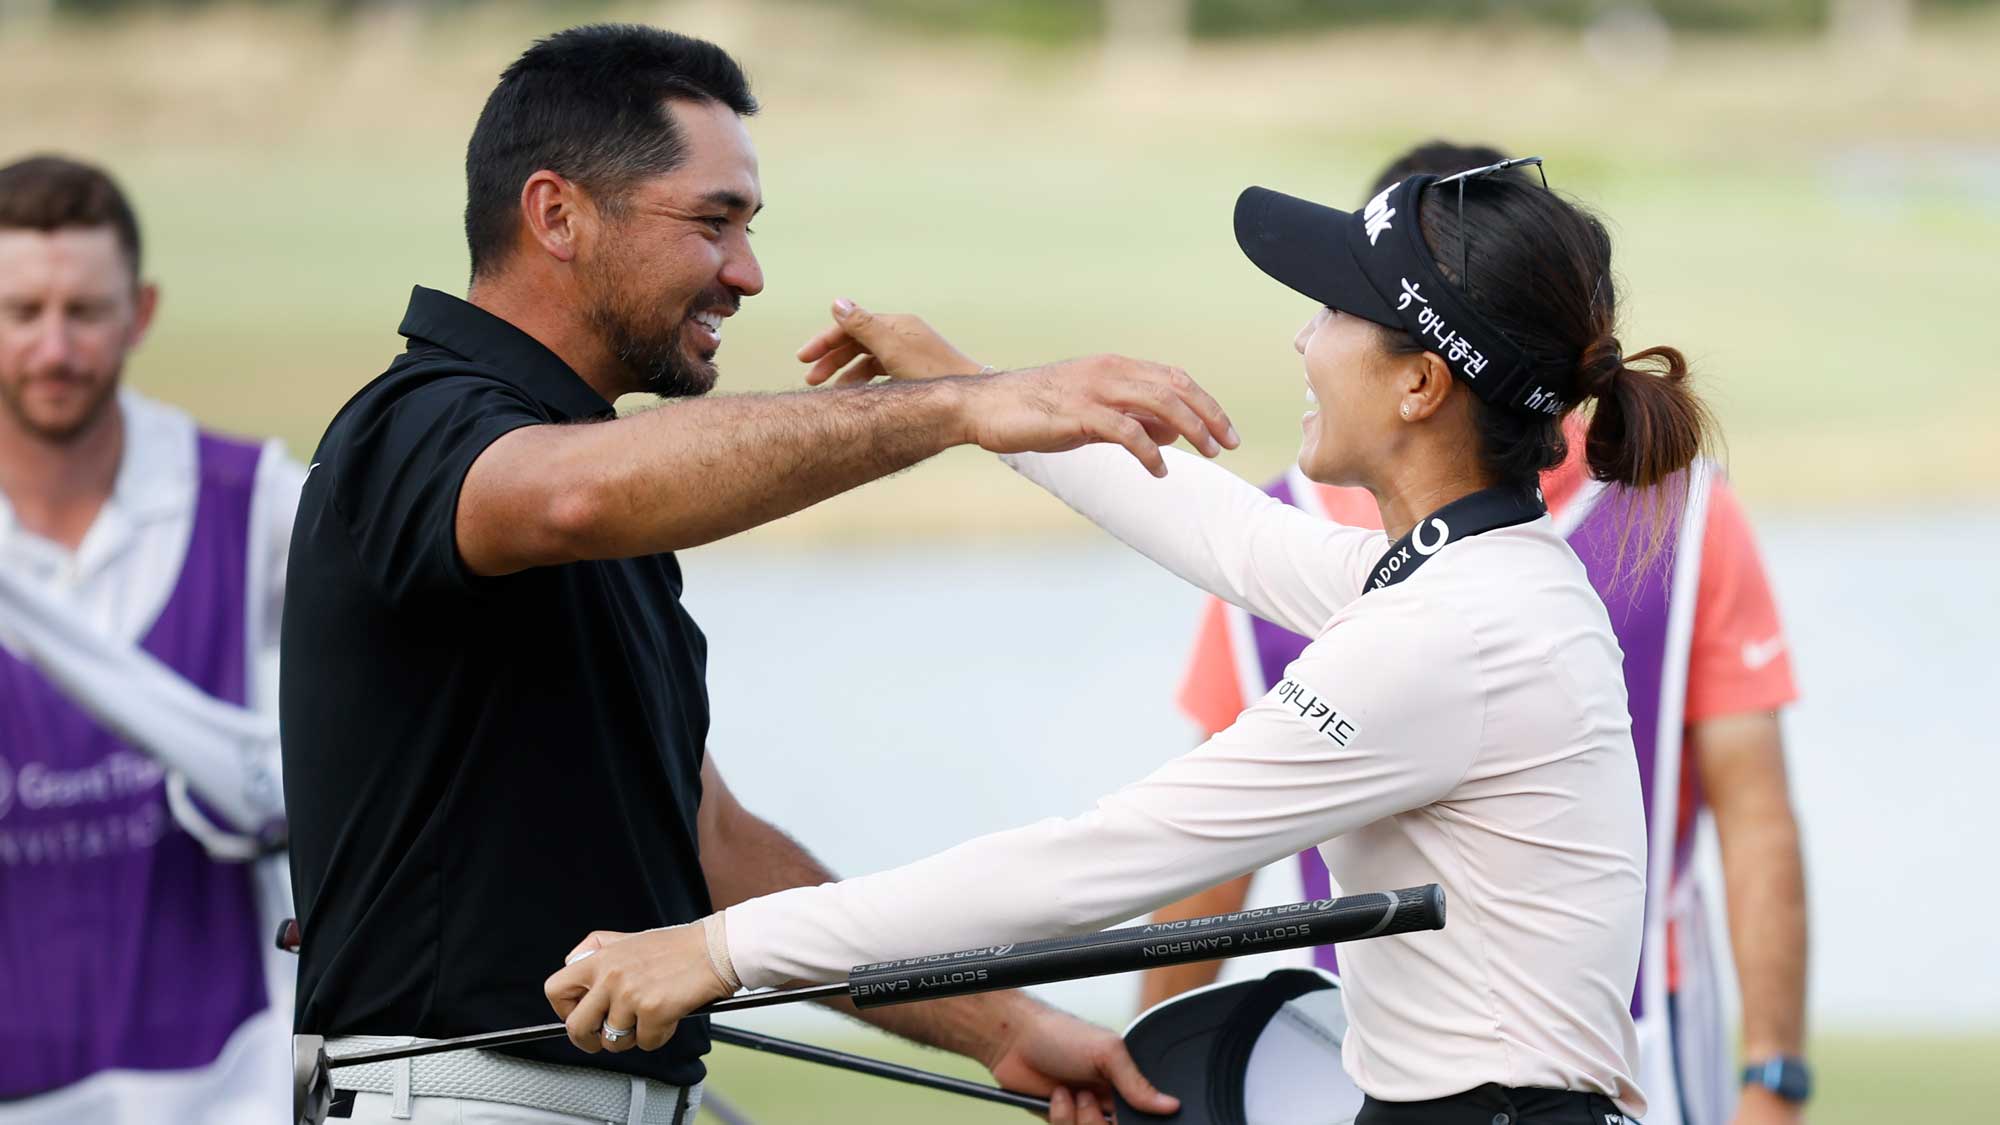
[4,2,1998,540]
[699,1028,2000,1122]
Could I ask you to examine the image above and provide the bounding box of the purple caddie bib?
[0,433,268,1098]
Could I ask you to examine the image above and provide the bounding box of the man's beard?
[586,281,735,400]
[0,367,121,444]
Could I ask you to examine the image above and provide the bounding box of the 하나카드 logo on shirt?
[1270,679,1361,747]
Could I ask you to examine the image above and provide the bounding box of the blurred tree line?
[2,0,1992,38]
[846,0,1985,39]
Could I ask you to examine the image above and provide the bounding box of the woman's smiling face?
[1294,305,1407,486]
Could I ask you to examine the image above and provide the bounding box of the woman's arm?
[1005,445,1381,636]
[724,607,1477,988]
[541,607,1480,1062]
[796,300,1383,633]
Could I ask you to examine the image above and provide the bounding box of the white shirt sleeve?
[1004,446,1384,637]
[0,563,285,838]
[723,604,1484,988]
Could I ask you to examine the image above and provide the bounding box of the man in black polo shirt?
[281,24,1226,1125]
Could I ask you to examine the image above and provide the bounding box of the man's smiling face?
[578,98,764,399]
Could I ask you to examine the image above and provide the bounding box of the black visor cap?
[1233,186,1400,332]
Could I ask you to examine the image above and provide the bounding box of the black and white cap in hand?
[1115,968,1364,1125]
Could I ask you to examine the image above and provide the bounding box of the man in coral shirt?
[1142,144,1810,1125]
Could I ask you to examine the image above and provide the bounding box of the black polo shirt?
[281,286,712,1086]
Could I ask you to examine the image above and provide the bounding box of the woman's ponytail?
[1582,342,1711,490]
[1411,177,1717,578]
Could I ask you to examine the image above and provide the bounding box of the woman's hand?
[541,924,732,1053]
[797,299,985,385]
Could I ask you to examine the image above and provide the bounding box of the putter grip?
[843,884,1443,1008]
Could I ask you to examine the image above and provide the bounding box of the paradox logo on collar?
[1362,483,1546,594]
[1410,517,1450,556]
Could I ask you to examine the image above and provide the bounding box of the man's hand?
[542,925,731,1054]
[956,359,1236,477]
[983,1000,1180,1125]
[799,298,1239,478]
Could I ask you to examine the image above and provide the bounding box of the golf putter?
[291,885,1445,1124]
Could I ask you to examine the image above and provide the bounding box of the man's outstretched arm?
[459,358,1234,576]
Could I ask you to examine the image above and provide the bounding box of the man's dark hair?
[464,24,758,278]
[0,155,143,278]
[1368,141,1511,196]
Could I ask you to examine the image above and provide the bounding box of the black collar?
[397,286,614,422]
[1364,482,1547,594]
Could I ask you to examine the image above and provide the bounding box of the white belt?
[326,1035,700,1125]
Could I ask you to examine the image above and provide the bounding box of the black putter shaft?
[330,983,850,1066]
[710,1024,1049,1113]
[328,885,1443,1071]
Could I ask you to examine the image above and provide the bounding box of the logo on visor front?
[1363,181,1400,246]
[1397,279,1428,311]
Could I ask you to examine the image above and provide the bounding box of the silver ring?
[599,1022,633,1042]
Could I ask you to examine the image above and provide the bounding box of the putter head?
[293,1034,333,1125]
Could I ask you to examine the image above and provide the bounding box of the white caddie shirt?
[725,444,1648,1116]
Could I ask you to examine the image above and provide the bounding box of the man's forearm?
[558,380,968,557]
[1694,712,1809,1060]
[466,344,1238,576]
[1719,804,1809,1057]
[465,378,970,573]
[702,796,1033,1065]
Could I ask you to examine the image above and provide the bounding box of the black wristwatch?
[1741,1056,1812,1103]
